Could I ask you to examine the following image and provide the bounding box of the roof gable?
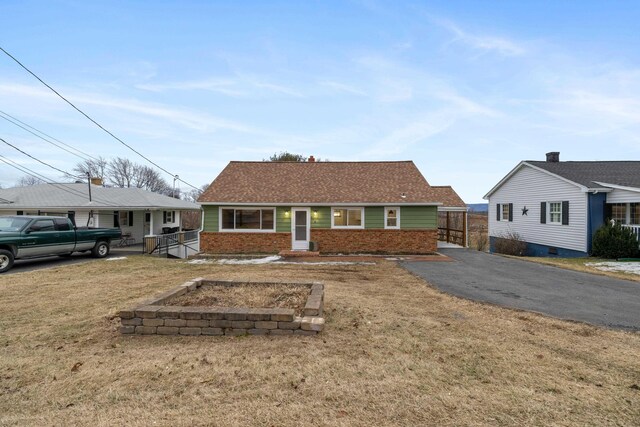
[198,161,455,205]
[484,160,640,199]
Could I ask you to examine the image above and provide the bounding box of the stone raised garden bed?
[118,278,325,336]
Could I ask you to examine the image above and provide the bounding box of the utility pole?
[87,172,92,202]
[173,175,179,198]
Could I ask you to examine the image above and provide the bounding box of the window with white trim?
[501,204,510,222]
[631,203,639,225]
[549,202,562,224]
[119,211,131,227]
[611,203,627,224]
[220,208,275,231]
[163,210,175,224]
[385,207,400,229]
[331,208,363,228]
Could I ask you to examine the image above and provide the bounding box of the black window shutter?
[114,211,120,227]
[540,202,546,224]
[508,203,513,222]
[496,204,501,221]
[562,201,569,225]
[163,211,167,223]
[128,211,134,226]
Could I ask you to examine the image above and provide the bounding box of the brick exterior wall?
[311,229,437,254]
[200,232,291,254]
[200,229,437,254]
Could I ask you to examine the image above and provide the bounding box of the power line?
[0,136,79,179]
[0,110,98,161]
[0,156,120,207]
[0,46,199,191]
[0,154,120,207]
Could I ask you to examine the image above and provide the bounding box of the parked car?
[0,215,122,273]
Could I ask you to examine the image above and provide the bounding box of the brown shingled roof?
[430,186,467,208]
[198,161,463,205]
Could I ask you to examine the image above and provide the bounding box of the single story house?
[197,159,466,254]
[0,182,201,244]
[484,152,640,257]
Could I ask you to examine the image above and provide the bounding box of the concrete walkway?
[402,249,640,331]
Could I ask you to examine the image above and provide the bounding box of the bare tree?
[72,156,108,181]
[107,157,136,188]
[181,184,209,230]
[73,157,171,193]
[16,175,45,186]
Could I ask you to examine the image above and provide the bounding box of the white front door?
[291,208,310,250]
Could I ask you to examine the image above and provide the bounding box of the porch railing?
[622,224,640,246]
[143,231,199,256]
[438,227,465,246]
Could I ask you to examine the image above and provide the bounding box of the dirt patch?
[165,282,310,316]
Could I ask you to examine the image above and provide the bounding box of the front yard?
[1,256,639,426]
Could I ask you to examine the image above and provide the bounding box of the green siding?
[311,206,331,228]
[276,207,291,232]
[400,206,437,229]
[203,205,219,232]
[365,206,384,229]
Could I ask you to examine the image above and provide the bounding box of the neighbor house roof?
[199,161,464,206]
[527,161,640,189]
[484,160,640,199]
[0,183,201,210]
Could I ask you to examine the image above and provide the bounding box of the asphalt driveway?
[401,249,640,331]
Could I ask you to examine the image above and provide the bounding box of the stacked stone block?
[119,279,325,337]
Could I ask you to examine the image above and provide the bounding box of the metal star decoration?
[522,206,529,216]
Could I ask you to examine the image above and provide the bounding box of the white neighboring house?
[484,152,640,257]
[0,182,201,245]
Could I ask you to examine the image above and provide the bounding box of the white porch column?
[149,210,155,236]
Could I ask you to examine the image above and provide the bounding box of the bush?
[591,222,640,259]
[493,230,527,256]
[472,231,488,252]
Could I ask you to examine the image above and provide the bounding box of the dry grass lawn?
[1,255,639,426]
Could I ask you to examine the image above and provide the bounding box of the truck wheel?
[0,249,14,273]
[92,241,110,258]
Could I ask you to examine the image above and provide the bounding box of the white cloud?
[136,75,304,98]
[318,80,367,96]
[434,17,525,56]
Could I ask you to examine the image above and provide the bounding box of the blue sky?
[1,1,640,202]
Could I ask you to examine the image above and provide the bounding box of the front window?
[631,203,640,225]
[163,211,175,224]
[611,203,627,224]
[332,208,363,228]
[119,211,130,227]
[385,207,400,229]
[549,202,562,224]
[501,204,510,221]
[220,208,275,231]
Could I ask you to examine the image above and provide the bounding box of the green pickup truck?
[0,216,122,273]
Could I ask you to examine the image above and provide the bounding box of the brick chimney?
[545,152,560,162]
[308,155,316,162]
